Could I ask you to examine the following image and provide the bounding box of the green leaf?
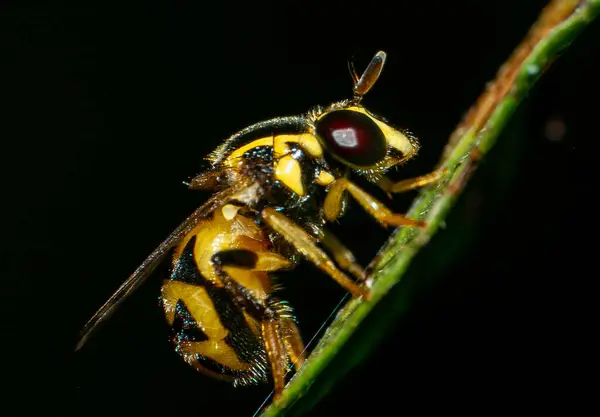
[258,2,600,416]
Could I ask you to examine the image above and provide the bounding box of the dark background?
[1,1,595,415]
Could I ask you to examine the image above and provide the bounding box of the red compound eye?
[316,110,387,167]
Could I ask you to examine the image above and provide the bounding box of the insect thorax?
[213,119,334,231]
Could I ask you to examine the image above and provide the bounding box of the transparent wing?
[75,182,251,351]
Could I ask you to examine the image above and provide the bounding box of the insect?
[75,51,444,399]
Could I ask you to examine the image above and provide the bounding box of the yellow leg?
[320,229,366,282]
[279,317,306,372]
[324,178,426,228]
[262,316,306,400]
[262,321,287,400]
[376,169,446,194]
[261,208,369,299]
[212,254,305,398]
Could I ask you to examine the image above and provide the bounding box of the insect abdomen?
[161,279,268,385]
[160,209,277,386]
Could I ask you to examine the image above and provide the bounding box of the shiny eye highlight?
[316,110,387,167]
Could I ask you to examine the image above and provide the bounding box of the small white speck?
[526,64,540,76]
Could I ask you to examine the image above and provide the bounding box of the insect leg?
[210,250,274,319]
[261,208,369,299]
[324,178,426,228]
[375,168,446,194]
[261,320,287,399]
[278,316,306,372]
[320,228,366,282]
[210,250,300,399]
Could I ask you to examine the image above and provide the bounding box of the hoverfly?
[76,51,444,399]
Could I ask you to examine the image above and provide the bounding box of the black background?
[1,1,595,416]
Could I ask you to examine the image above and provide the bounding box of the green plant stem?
[259,1,600,416]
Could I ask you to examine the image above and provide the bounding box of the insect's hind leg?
[210,249,303,399]
[260,319,288,398]
[268,299,306,372]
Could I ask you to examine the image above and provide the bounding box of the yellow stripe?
[223,134,324,168]
[224,137,275,167]
[162,281,261,371]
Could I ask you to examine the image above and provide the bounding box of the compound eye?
[316,110,387,167]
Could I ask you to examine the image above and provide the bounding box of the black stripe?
[209,285,262,363]
[211,249,258,269]
[172,299,209,342]
[170,236,262,363]
[241,145,273,164]
[170,236,205,286]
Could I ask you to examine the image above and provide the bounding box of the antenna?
[352,50,387,103]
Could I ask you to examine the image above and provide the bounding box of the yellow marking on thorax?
[316,170,335,186]
[346,106,415,156]
[274,134,315,196]
[273,135,287,156]
[275,155,304,195]
[292,133,323,158]
[223,134,322,165]
[224,137,274,167]
[222,133,324,196]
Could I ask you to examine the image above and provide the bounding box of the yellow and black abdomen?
[161,274,268,385]
[160,209,277,386]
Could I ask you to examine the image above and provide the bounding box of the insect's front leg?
[319,228,366,282]
[260,208,370,299]
[375,168,446,195]
[324,178,426,228]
